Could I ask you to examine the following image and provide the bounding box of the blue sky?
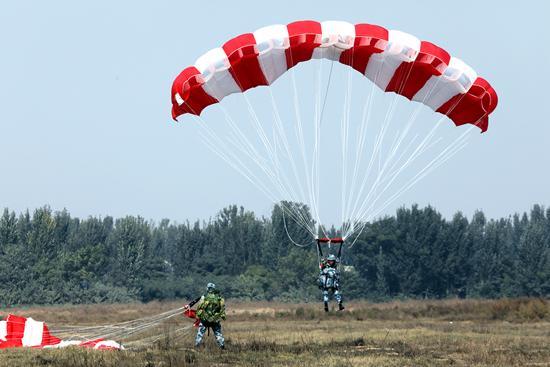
[1,1,549,224]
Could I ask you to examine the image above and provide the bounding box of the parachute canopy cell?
[171,20,497,131]
[0,314,123,350]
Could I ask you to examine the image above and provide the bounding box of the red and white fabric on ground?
[171,20,497,132]
[0,314,123,350]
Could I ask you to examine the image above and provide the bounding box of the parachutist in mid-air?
[317,238,345,312]
[184,282,226,349]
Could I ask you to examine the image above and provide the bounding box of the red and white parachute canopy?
[0,315,123,350]
[171,20,497,131]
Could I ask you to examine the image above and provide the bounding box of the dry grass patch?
[0,299,549,366]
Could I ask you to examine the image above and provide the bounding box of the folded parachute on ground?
[0,314,123,350]
[171,20,497,131]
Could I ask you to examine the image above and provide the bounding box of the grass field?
[1,299,549,366]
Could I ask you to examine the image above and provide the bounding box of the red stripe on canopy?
[340,23,388,74]
[286,20,322,68]
[223,33,269,91]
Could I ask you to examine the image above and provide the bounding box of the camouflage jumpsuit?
[319,261,343,305]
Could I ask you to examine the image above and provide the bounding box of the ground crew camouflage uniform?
[195,288,226,349]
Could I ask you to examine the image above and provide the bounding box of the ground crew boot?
[324,302,329,312]
[338,303,345,311]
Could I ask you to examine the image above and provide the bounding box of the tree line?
[0,203,548,306]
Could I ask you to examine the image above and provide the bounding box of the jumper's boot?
[338,302,345,311]
[324,301,329,312]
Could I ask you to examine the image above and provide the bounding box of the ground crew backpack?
[196,292,225,323]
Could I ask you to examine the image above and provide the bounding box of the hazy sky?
[1,1,549,224]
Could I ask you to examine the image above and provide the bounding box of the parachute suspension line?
[290,66,324,238]
[340,61,354,231]
[226,70,315,231]
[198,124,281,203]
[346,93,475,246]
[344,58,441,238]
[175,99,295,216]
[343,57,384,236]
[344,55,404,233]
[215,106,278,180]
[349,86,468,231]
[231,77,307,203]
[212,95,316,235]
[374,124,474,215]
[267,88,319,235]
[318,59,334,127]
[347,127,473,248]
[345,76,444,232]
[311,59,326,238]
[365,85,447,202]
[178,84,315,239]
[281,203,317,246]
[196,114,317,236]
[268,88,308,206]
[199,109,281,198]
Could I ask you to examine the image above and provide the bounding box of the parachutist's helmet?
[207,283,216,291]
[327,254,337,267]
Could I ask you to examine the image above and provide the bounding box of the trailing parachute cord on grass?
[50,306,185,334]
[78,308,184,340]
[50,307,186,344]
[79,309,185,344]
[124,324,195,349]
